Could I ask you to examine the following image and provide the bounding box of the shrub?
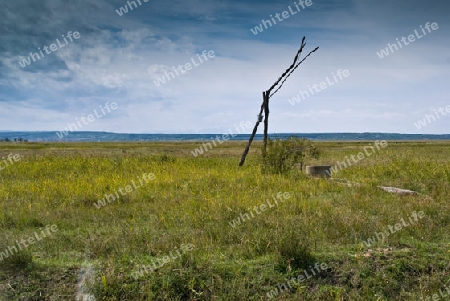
[0,245,33,270]
[261,136,320,175]
[276,231,315,271]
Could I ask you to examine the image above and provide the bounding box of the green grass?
[0,141,449,300]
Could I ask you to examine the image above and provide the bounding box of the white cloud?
[0,0,449,134]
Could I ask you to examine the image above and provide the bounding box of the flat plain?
[0,141,449,300]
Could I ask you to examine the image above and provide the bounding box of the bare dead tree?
[239,36,319,166]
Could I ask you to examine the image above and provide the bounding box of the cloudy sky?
[0,0,449,134]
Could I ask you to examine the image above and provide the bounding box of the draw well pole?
[239,37,319,166]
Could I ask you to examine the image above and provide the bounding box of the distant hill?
[0,131,449,142]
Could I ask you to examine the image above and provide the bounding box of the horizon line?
[1,131,450,136]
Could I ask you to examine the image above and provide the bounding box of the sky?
[0,0,449,134]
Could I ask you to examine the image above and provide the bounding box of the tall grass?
[0,141,449,300]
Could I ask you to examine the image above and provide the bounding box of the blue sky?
[0,0,449,134]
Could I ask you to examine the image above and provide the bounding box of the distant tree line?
[0,137,28,142]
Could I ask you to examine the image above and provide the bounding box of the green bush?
[0,244,33,270]
[261,136,320,175]
[275,225,315,271]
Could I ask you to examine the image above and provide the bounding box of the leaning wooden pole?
[239,36,319,166]
[238,99,265,166]
[263,91,269,155]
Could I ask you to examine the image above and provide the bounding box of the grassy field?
[0,140,449,300]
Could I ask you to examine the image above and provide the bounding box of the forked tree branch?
[266,37,306,96]
[269,46,319,98]
[239,37,319,166]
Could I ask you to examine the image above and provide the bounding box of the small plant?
[0,249,33,270]
[277,234,315,271]
[157,154,176,163]
[261,136,320,175]
[273,218,315,272]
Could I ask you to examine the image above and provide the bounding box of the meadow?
[0,140,449,300]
